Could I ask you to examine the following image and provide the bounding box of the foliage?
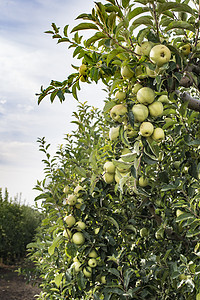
[30,0,200,299]
[0,188,42,263]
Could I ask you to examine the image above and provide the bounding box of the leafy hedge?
[0,188,42,263]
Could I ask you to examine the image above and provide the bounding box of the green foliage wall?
[0,188,42,263]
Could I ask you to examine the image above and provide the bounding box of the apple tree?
[29,0,200,299]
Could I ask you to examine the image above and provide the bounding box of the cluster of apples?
[105,43,173,186]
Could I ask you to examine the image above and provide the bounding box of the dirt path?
[0,263,41,300]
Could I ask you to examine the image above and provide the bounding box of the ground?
[0,262,41,300]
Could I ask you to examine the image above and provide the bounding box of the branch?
[176,90,200,112]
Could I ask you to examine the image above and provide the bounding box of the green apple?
[140,122,154,137]
[73,261,82,272]
[124,124,138,138]
[104,161,115,174]
[138,176,149,187]
[110,104,127,122]
[65,215,76,228]
[174,161,181,169]
[180,43,191,56]
[79,64,87,76]
[101,276,106,284]
[67,194,77,206]
[89,250,98,258]
[72,232,85,245]
[75,198,83,209]
[137,87,155,105]
[116,158,131,173]
[132,104,149,122]
[83,266,92,278]
[88,258,97,268]
[140,227,148,237]
[63,185,69,194]
[115,90,126,101]
[152,128,165,142]
[135,41,154,56]
[158,95,170,103]
[109,126,120,141]
[74,184,84,194]
[132,83,143,94]
[121,65,134,79]
[76,221,86,231]
[148,101,163,117]
[63,228,72,239]
[103,172,115,184]
[150,44,171,66]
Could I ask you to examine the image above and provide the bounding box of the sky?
[0,0,106,207]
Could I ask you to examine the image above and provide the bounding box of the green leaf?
[176,212,194,222]
[128,7,150,21]
[71,23,99,33]
[54,273,63,288]
[124,268,134,289]
[85,32,107,47]
[105,216,119,231]
[165,21,195,33]
[196,293,200,300]
[157,2,194,15]
[63,25,69,37]
[132,16,153,27]
[108,268,121,278]
[107,48,124,65]
[74,166,87,177]
[122,0,130,8]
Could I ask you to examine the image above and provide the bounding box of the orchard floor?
[0,262,41,300]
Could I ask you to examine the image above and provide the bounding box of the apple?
[73,261,82,272]
[115,91,126,101]
[103,161,115,174]
[74,185,84,194]
[152,128,165,142]
[132,104,149,122]
[148,101,163,117]
[150,44,171,66]
[140,227,148,237]
[101,276,106,284]
[121,65,134,79]
[109,126,120,141]
[83,266,92,278]
[88,258,97,268]
[124,124,138,138]
[79,64,87,76]
[110,104,127,122]
[174,161,181,169]
[63,185,69,194]
[138,176,149,187]
[67,194,77,206]
[180,43,191,56]
[75,198,83,209]
[158,95,170,103]
[63,228,72,239]
[72,232,85,245]
[76,221,86,231]
[116,158,131,173]
[89,250,98,258]
[132,82,143,94]
[135,41,154,56]
[65,215,76,228]
[137,87,155,105]
[140,122,154,137]
[103,172,115,184]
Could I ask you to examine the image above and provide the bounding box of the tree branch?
[176,90,200,112]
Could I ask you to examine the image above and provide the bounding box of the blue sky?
[0,0,106,206]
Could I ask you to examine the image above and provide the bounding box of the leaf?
[132,16,153,27]
[112,159,132,171]
[71,23,99,33]
[128,7,149,21]
[105,216,119,231]
[74,166,87,177]
[63,25,69,37]
[108,268,121,278]
[107,48,125,65]
[54,273,63,288]
[122,0,130,8]
[166,21,195,33]
[85,32,107,47]
[124,268,134,289]
[157,2,194,15]
[176,212,194,222]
